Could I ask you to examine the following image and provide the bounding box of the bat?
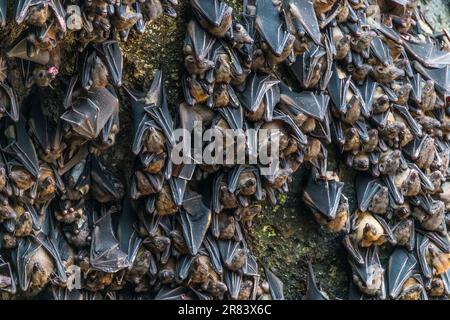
[303,168,344,220]
[387,247,417,299]
[255,0,292,56]
[303,262,328,300]
[178,190,211,255]
[90,208,130,273]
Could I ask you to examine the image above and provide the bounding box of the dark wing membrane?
[239,73,280,112]
[180,191,211,255]
[255,0,291,56]
[0,259,16,294]
[355,174,383,212]
[279,82,328,121]
[98,40,123,87]
[186,19,216,60]
[154,286,189,300]
[0,82,20,122]
[3,117,40,178]
[90,212,130,273]
[371,36,392,65]
[49,0,66,32]
[357,77,377,116]
[303,170,343,219]
[303,262,328,300]
[414,63,450,99]
[117,199,142,266]
[0,0,6,27]
[191,0,229,26]
[264,267,284,300]
[143,70,175,147]
[286,0,321,45]
[327,66,351,113]
[388,248,417,299]
[405,40,450,68]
